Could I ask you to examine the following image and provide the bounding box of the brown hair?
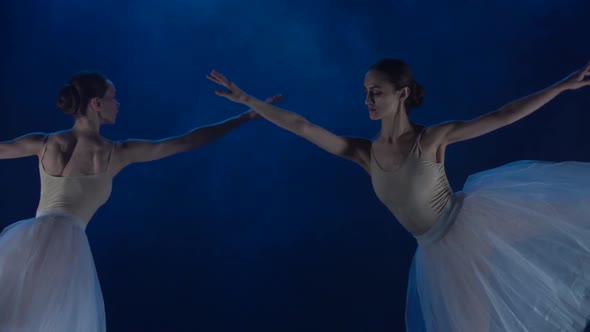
[57,71,109,116]
[370,59,425,113]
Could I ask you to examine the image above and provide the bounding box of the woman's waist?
[35,209,90,230]
[408,193,465,246]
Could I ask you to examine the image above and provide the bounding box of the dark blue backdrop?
[1,1,589,331]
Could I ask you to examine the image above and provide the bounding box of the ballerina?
[207,59,590,331]
[0,70,282,331]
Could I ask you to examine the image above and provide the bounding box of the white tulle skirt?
[0,210,105,332]
[405,160,590,331]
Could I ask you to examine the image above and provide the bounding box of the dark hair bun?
[408,81,425,108]
[57,84,80,115]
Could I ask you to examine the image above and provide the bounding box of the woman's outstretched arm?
[439,60,590,145]
[206,70,371,170]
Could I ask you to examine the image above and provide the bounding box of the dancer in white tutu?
[0,71,282,331]
[207,59,590,331]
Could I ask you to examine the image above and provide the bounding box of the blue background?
[1,1,589,330]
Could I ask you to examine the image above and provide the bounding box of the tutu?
[0,211,105,332]
[406,160,590,331]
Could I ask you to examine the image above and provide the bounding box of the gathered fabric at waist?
[35,210,88,231]
[414,192,465,246]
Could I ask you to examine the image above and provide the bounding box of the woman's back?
[36,132,115,224]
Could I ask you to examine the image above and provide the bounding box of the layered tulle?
[0,211,105,332]
[406,161,590,331]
